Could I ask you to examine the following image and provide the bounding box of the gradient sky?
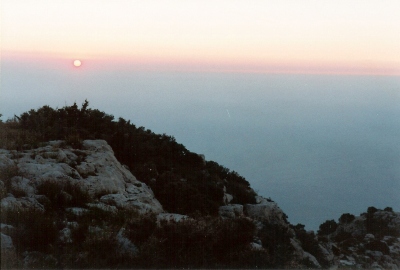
[2,0,400,75]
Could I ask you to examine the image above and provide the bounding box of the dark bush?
[124,214,157,244]
[0,209,58,254]
[259,223,294,268]
[318,220,338,236]
[67,229,135,269]
[367,206,379,215]
[0,164,20,192]
[340,237,358,250]
[334,230,353,243]
[339,213,356,224]
[365,240,390,254]
[137,217,256,268]
[36,180,91,210]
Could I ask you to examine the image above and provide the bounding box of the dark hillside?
[3,101,256,215]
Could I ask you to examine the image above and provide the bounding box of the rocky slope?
[319,209,400,269]
[1,140,399,268]
[0,140,163,214]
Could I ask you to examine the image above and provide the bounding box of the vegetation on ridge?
[0,100,257,215]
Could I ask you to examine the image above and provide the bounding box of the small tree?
[318,220,338,236]
[339,213,355,224]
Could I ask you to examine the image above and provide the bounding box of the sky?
[2,0,400,75]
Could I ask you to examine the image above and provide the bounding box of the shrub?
[1,249,18,269]
[367,206,379,215]
[136,217,256,268]
[0,164,20,191]
[259,223,294,268]
[124,214,157,244]
[65,228,135,269]
[365,240,390,254]
[36,180,91,210]
[0,164,27,199]
[0,209,58,254]
[339,213,356,224]
[334,230,353,243]
[0,120,41,150]
[65,132,83,149]
[318,220,338,236]
[0,181,7,199]
[153,176,223,216]
[364,207,398,237]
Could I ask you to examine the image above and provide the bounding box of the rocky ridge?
[1,140,399,268]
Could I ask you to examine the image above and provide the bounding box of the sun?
[73,60,82,67]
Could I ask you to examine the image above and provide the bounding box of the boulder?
[1,233,14,250]
[59,228,72,243]
[66,207,89,216]
[223,193,233,204]
[0,223,14,232]
[116,228,138,255]
[10,177,35,197]
[365,234,375,242]
[366,250,384,260]
[219,204,244,219]
[339,259,356,267]
[1,196,44,212]
[318,243,335,265]
[244,199,287,225]
[290,238,321,268]
[250,242,263,250]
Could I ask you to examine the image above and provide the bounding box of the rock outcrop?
[0,140,163,214]
[315,209,400,269]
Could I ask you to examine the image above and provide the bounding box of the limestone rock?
[157,213,189,226]
[290,238,321,268]
[244,198,287,226]
[116,228,138,255]
[86,202,118,213]
[0,152,14,169]
[59,228,72,243]
[1,233,14,250]
[223,193,233,204]
[1,223,15,232]
[1,196,44,212]
[0,140,163,214]
[365,233,375,242]
[10,176,35,197]
[219,204,244,219]
[66,207,89,216]
[250,242,263,250]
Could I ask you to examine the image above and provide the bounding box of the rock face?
[219,204,244,219]
[0,140,163,214]
[317,209,400,269]
[244,198,287,225]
